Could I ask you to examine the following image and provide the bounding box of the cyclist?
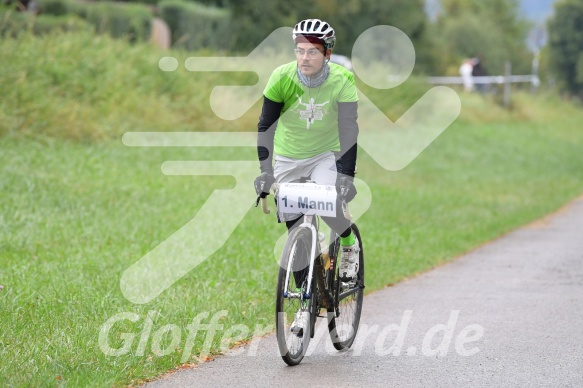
[254,19,360,334]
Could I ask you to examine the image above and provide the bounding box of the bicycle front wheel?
[328,223,364,350]
[275,227,315,366]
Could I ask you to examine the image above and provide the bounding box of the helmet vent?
[292,18,336,49]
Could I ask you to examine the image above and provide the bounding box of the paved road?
[147,197,583,387]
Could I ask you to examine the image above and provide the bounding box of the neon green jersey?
[263,61,358,160]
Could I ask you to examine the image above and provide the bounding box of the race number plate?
[277,183,337,217]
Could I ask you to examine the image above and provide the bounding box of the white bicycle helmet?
[293,19,336,50]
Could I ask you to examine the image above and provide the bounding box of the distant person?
[472,57,487,93]
[459,58,474,92]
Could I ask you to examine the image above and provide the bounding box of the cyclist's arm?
[257,96,284,175]
[336,101,359,177]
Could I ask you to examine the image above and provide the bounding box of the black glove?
[336,176,357,202]
[254,172,275,199]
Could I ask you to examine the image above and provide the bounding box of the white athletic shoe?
[339,237,360,280]
[290,310,309,336]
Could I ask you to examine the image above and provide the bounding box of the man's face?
[295,42,329,77]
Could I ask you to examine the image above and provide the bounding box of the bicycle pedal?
[340,278,356,286]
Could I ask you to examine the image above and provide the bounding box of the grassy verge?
[2,30,583,386]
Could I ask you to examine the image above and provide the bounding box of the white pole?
[504,61,512,109]
[531,50,540,94]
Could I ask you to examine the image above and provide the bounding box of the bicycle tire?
[327,223,364,351]
[275,227,316,366]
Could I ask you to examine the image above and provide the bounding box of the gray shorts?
[274,152,337,222]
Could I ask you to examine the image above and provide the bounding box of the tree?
[226,0,291,52]
[547,0,583,97]
[434,0,531,75]
[159,0,432,73]
[226,0,428,62]
[302,0,427,57]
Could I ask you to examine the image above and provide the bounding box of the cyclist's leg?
[306,151,337,187]
[307,152,353,238]
[311,154,360,281]
[274,155,304,225]
[321,207,352,238]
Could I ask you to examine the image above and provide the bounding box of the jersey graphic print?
[295,94,329,129]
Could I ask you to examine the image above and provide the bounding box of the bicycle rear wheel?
[327,223,364,350]
[275,227,315,366]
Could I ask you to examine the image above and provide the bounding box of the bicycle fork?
[283,216,318,300]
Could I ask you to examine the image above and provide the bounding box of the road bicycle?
[259,180,365,366]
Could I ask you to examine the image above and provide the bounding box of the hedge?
[2,0,233,50]
[159,0,232,51]
[0,8,91,36]
[36,0,152,41]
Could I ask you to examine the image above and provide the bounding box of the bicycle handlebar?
[261,196,271,214]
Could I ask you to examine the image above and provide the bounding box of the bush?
[38,0,68,15]
[37,0,152,41]
[33,12,90,34]
[0,8,89,36]
[87,0,158,4]
[0,8,31,37]
[159,0,231,51]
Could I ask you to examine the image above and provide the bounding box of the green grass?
[2,30,583,386]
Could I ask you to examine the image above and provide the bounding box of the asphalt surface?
[147,196,583,387]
